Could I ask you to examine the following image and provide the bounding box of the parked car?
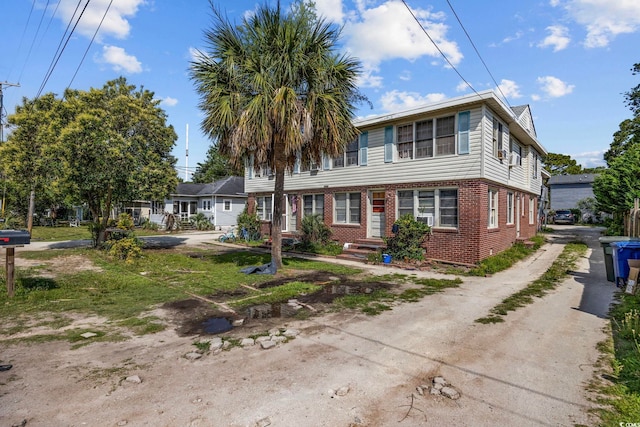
[553,210,575,225]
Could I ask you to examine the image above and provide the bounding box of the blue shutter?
[359,132,368,166]
[384,126,393,163]
[458,111,470,154]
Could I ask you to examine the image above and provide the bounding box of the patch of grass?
[31,226,92,242]
[193,340,211,352]
[118,316,165,335]
[475,241,587,323]
[468,235,545,276]
[333,288,395,315]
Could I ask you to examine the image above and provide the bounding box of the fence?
[625,198,640,238]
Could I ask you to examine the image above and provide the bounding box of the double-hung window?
[435,116,455,156]
[396,189,457,227]
[334,192,360,224]
[202,200,212,211]
[397,115,456,160]
[256,196,272,221]
[223,199,232,212]
[493,117,504,158]
[488,189,499,228]
[333,139,359,168]
[303,194,324,218]
[507,192,514,224]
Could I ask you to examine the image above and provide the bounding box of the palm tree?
[191,1,363,268]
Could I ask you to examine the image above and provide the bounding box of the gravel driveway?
[0,226,615,426]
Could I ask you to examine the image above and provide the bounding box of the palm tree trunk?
[271,155,286,269]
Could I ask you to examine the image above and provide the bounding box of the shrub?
[116,213,135,230]
[190,212,214,230]
[383,214,430,261]
[106,236,143,263]
[301,214,331,245]
[236,208,261,240]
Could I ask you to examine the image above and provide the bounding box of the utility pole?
[0,81,20,143]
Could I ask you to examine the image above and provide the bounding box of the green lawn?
[30,225,168,242]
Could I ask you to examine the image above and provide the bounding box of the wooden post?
[6,247,15,298]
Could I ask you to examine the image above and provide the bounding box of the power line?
[400,0,481,99]
[17,0,53,84]
[6,0,36,81]
[67,0,114,90]
[444,0,513,109]
[0,82,21,143]
[36,0,90,99]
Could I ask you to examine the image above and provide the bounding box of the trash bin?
[382,254,392,264]
[610,241,640,286]
[599,236,635,282]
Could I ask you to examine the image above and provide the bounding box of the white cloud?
[497,79,522,99]
[314,0,344,23]
[538,25,571,51]
[531,94,541,101]
[380,90,446,112]
[344,1,462,87]
[99,45,142,73]
[399,70,412,81]
[357,69,384,88]
[536,76,575,98]
[553,0,640,48]
[161,97,178,107]
[573,150,606,168]
[57,0,145,40]
[456,81,470,92]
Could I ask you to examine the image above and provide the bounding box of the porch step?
[339,238,386,263]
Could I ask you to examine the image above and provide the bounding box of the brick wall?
[248,178,540,264]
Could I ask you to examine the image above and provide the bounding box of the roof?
[173,176,245,197]
[547,173,599,185]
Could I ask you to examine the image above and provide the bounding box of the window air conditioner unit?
[426,216,434,227]
[509,153,521,167]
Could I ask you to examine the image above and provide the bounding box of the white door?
[369,191,385,238]
[516,195,521,238]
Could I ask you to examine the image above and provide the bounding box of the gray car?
[553,210,575,224]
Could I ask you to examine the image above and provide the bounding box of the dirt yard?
[0,227,616,426]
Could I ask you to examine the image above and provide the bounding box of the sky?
[1,0,639,179]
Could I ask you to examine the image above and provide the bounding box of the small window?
[488,189,499,228]
[223,199,232,212]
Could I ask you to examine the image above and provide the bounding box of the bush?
[106,236,143,263]
[301,214,331,245]
[116,213,135,230]
[236,208,261,240]
[383,214,430,261]
[190,212,214,231]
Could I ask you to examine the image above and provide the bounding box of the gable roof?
[173,176,245,197]
[547,173,598,185]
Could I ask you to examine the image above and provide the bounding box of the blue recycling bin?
[610,241,640,286]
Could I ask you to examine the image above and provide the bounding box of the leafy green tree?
[0,93,66,232]
[542,153,582,176]
[191,2,363,268]
[192,144,241,183]
[59,78,178,244]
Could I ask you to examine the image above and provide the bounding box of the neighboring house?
[150,176,246,228]
[547,173,598,212]
[245,90,547,264]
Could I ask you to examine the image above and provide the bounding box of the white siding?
[245,98,544,196]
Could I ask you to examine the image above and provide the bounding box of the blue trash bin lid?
[610,241,640,248]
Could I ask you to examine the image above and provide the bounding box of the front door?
[369,191,385,238]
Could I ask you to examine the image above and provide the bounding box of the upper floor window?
[532,151,539,179]
[333,139,359,168]
[396,188,457,228]
[334,192,360,224]
[396,115,456,160]
[493,117,504,158]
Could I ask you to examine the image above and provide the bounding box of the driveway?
[1,226,616,426]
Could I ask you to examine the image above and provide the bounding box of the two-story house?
[245,90,547,264]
